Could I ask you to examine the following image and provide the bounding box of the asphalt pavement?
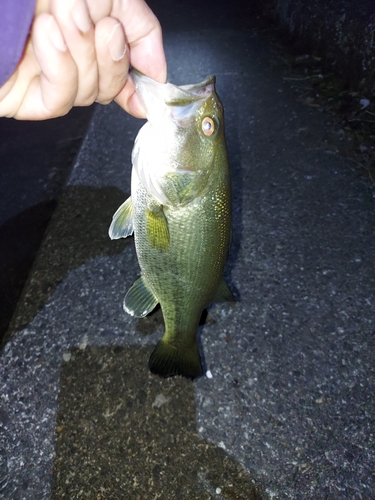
[0,1,374,499]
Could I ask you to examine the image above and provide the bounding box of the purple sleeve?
[0,0,36,87]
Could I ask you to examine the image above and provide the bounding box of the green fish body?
[109,70,232,379]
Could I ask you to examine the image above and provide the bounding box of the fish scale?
[135,178,229,329]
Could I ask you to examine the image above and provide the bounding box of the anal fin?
[123,276,158,317]
[213,279,234,302]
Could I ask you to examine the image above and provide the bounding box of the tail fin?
[149,339,203,380]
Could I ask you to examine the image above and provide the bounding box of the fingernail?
[107,23,127,62]
[48,17,67,52]
[71,0,92,34]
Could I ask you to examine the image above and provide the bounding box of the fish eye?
[202,116,215,136]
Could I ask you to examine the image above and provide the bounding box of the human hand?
[0,0,166,120]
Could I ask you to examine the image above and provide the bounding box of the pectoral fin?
[213,279,234,302]
[123,276,158,317]
[146,205,170,251]
[109,197,134,239]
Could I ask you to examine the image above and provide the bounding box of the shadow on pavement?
[51,345,264,500]
[0,107,95,345]
[0,200,57,341]
[3,185,132,345]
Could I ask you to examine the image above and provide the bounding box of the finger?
[17,14,78,119]
[50,0,98,106]
[123,23,166,117]
[0,71,18,104]
[35,0,50,15]
[95,17,129,105]
[110,0,167,84]
[114,75,145,119]
[129,22,167,84]
[0,44,40,118]
[86,0,112,23]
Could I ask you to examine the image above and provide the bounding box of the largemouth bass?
[109,69,232,379]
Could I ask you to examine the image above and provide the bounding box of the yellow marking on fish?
[146,206,170,251]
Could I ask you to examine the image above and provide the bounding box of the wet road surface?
[0,1,374,498]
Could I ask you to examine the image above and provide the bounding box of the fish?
[109,69,232,379]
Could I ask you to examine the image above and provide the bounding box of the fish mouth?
[131,69,215,126]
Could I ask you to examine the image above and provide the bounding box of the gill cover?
[131,70,220,207]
